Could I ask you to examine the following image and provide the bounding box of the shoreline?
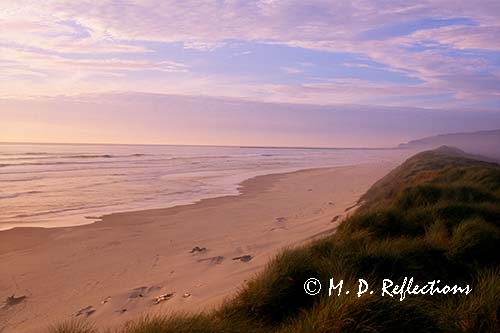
[0,164,369,233]
[0,161,397,332]
[0,166,335,255]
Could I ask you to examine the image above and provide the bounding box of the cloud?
[0,47,187,78]
[410,25,500,51]
[281,66,304,74]
[0,1,499,108]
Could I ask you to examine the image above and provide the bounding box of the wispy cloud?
[0,1,499,109]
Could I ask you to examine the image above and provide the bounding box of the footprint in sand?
[197,256,224,265]
[128,286,148,299]
[75,305,95,317]
[270,217,288,231]
[147,285,162,293]
[127,285,162,300]
[151,254,160,268]
[4,295,27,308]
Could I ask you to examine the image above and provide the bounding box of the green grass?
[51,146,500,333]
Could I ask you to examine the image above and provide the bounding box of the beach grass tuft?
[49,320,98,333]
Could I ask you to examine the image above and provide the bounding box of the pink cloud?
[1,1,499,108]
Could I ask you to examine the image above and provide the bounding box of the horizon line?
[0,141,400,150]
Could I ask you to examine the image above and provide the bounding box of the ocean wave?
[0,152,51,156]
[0,191,43,200]
[1,161,82,167]
[10,203,113,219]
[0,153,148,161]
[67,153,147,159]
[0,156,159,168]
[59,154,112,159]
[0,176,44,182]
[25,152,50,155]
[0,154,240,165]
[0,163,159,176]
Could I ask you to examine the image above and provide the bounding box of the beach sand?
[0,162,396,332]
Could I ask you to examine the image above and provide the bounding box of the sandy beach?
[0,162,396,332]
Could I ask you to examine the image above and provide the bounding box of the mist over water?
[0,143,410,230]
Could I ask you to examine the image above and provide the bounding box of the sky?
[1,1,500,147]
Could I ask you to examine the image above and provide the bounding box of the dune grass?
[49,320,98,333]
[51,146,500,332]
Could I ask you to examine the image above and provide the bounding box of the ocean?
[0,143,408,230]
